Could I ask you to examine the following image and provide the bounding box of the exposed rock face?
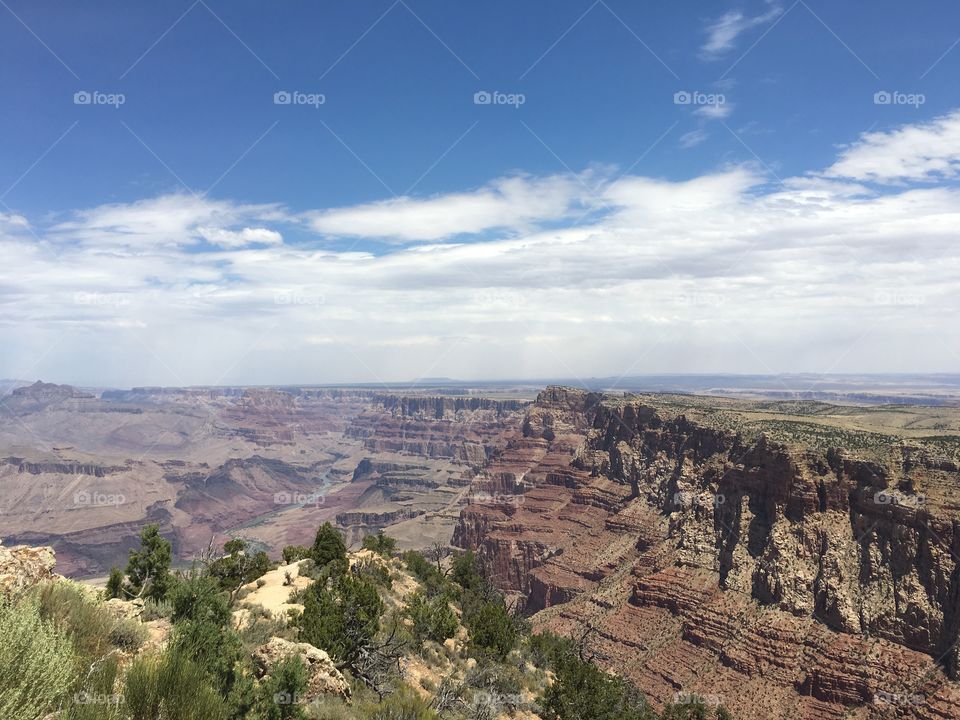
[2,457,128,476]
[0,540,57,595]
[345,394,526,466]
[252,637,350,700]
[455,387,960,720]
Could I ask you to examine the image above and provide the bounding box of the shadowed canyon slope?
[454,387,960,719]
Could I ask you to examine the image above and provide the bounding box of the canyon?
[0,380,529,575]
[455,387,960,719]
[4,378,960,718]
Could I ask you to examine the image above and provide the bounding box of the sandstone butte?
[454,386,960,720]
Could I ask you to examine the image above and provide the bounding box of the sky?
[1,0,959,386]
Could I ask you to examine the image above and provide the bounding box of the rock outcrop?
[0,540,57,595]
[252,637,350,700]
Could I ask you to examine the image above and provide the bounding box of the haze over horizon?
[2,1,959,386]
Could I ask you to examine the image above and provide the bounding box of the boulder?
[104,597,145,620]
[252,637,350,700]
[0,540,56,596]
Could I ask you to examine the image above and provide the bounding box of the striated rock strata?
[455,387,960,720]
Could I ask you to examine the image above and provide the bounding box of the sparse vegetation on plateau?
[3,521,736,720]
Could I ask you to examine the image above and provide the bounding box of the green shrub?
[299,573,383,670]
[535,635,653,720]
[405,591,457,645]
[361,531,397,557]
[462,597,517,660]
[125,524,173,601]
[141,597,174,621]
[240,616,289,647]
[311,523,347,573]
[170,572,231,626]
[282,545,310,564]
[308,695,362,720]
[105,566,124,599]
[109,617,148,651]
[256,655,308,720]
[450,551,484,595]
[123,650,229,720]
[402,551,445,596]
[361,686,438,720]
[660,700,733,719]
[354,557,393,589]
[36,581,114,663]
[209,539,271,600]
[0,597,77,720]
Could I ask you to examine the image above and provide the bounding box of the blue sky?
[1,1,960,385]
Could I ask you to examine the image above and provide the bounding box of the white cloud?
[694,103,733,120]
[824,110,960,184]
[197,226,283,248]
[701,4,782,59]
[306,174,591,242]
[4,112,960,384]
[50,194,288,249]
[679,129,709,149]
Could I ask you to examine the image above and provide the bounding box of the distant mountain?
[5,380,94,412]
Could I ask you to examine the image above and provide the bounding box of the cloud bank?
[2,112,959,385]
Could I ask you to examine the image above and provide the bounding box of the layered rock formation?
[455,387,960,720]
